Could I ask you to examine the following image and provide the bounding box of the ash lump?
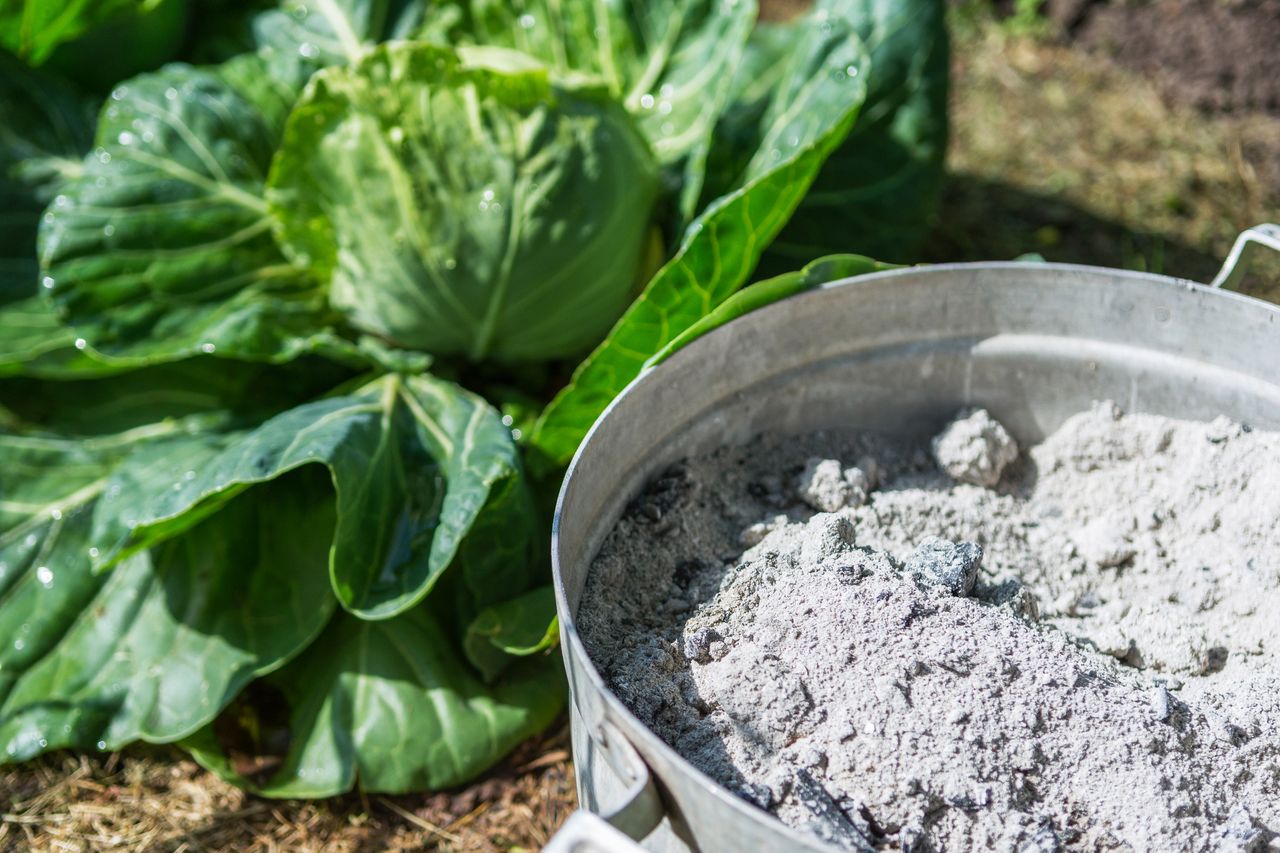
[1222,806,1276,853]
[580,405,1280,850]
[904,536,983,596]
[796,458,872,512]
[931,407,1019,487]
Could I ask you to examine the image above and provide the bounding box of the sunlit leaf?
[93,374,540,620]
[267,42,659,362]
[531,16,871,467]
[186,603,564,796]
[0,471,336,760]
[38,62,346,365]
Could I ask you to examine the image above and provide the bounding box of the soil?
[1046,0,1280,117]
[936,15,1280,303]
[0,725,574,852]
[580,406,1280,850]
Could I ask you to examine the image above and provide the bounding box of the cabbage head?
[268,44,659,363]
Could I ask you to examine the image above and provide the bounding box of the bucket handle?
[1209,223,1280,290]
[544,719,664,853]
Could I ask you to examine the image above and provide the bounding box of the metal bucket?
[547,226,1280,852]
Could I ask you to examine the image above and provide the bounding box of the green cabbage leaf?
[268,43,660,361]
[0,0,946,796]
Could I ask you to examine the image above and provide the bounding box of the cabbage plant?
[0,0,947,795]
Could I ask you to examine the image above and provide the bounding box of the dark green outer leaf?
[0,421,332,761]
[185,604,565,796]
[0,428,156,714]
[0,0,148,64]
[0,356,355,437]
[41,0,190,92]
[464,585,558,682]
[764,0,949,267]
[530,22,871,468]
[399,375,542,611]
[0,471,336,760]
[93,374,537,621]
[0,53,97,374]
[38,61,342,366]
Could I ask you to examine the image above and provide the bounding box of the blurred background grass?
[936,2,1280,300]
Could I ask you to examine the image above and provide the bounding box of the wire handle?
[1209,224,1280,290]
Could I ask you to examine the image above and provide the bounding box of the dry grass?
[1,726,574,852]
[936,15,1280,300]
[5,13,1280,853]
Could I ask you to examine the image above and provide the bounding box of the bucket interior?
[558,264,1280,616]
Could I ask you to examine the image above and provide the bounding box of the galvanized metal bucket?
[547,225,1280,852]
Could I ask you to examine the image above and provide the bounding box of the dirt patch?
[938,20,1280,302]
[0,726,574,852]
[759,0,812,21]
[1048,0,1280,116]
[580,406,1280,849]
